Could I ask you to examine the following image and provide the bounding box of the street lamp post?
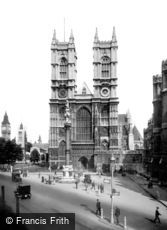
[110,154,115,224]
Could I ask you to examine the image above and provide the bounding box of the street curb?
[128,175,167,208]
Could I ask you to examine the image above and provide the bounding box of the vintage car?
[14,185,31,199]
[12,171,22,182]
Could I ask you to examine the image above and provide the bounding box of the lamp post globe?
[110,154,115,224]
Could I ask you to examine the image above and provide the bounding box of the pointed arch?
[101,105,109,126]
[101,56,110,78]
[58,140,66,158]
[76,107,92,141]
[60,57,68,78]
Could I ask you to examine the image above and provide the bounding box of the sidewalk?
[128,174,167,207]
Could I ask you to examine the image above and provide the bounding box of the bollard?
[124,216,127,230]
[1,185,5,203]
[16,196,20,214]
[100,208,103,219]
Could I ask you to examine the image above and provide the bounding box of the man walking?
[154,207,161,224]
[96,199,101,216]
[114,206,120,224]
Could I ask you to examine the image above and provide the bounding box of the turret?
[69,29,74,44]
[94,28,99,43]
[1,112,11,140]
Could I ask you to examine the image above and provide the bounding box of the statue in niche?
[102,140,109,150]
[64,100,71,123]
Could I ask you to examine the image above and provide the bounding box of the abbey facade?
[49,28,142,170]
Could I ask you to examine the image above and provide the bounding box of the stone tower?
[93,27,119,154]
[126,110,134,150]
[17,123,26,149]
[49,30,77,163]
[161,60,167,153]
[1,112,11,140]
[153,74,162,154]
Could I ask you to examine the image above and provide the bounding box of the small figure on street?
[100,183,104,193]
[114,206,120,224]
[75,179,79,189]
[85,182,88,191]
[91,181,95,190]
[154,207,161,224]
[96,199,101,216]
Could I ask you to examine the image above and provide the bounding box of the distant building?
[17,123,26,148]
[143,117,153,174]
[1,112,11,141]
[31,136,49,162]
[144,60,167,182]
[17,123,27,161]
[118,112,143,151]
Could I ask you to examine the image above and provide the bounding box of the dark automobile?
[14,185,31,199]
[12,172,22,182]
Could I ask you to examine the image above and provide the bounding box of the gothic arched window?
[102,56,110,78]
[60,57,68,78]
[76,107,92,141]
[58,140,66,165]
[59,106,65,125]
[101,105,109,125]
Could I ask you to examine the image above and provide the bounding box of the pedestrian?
[91,181,95,190]
[96,199,101,216]
[75,180,78,189]
[114,206,120,224]
[85,182,88,191]
[100,184,103,193]
[154,207,161,224]
[101,183,104,193]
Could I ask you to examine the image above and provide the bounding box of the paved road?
[0,173,117,230]
[1,172,167,230]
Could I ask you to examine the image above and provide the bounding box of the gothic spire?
[112,26,117,42]
[19,123,23,130]
[51,29,57,45]
[94,27,99,43]
[69,29,74,43]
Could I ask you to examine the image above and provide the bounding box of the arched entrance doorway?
[79,156,88,169]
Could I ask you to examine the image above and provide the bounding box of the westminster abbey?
[49,28,143,170]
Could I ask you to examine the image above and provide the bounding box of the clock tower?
[1,112,11,141]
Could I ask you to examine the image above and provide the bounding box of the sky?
[0,0,167,143]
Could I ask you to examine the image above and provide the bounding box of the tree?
[25,142,33,152]
[30,149,40,163]
[0,138,23,164]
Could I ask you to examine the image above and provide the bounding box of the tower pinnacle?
[69,29,74,43]
[112,26,117,42]
[51,29,57,45]
[94,27,99,43]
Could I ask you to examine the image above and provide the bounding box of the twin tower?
[49,28,120,169]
